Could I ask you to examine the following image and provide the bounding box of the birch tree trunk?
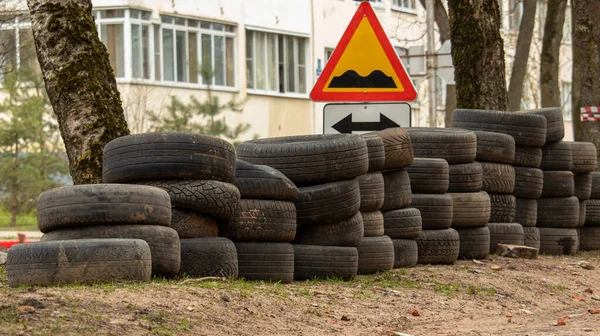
[447,0,508,110]
[26,0,129,184]
[540,0,567,107]
[507,0,537,111]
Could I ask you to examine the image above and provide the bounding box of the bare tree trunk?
[540,0,567,107]
[447,0,508,110]
[26,0,129,184]
[445,83,457,127]
[508,0,537,111]
[572,0,600,160]
[419,0,451,44]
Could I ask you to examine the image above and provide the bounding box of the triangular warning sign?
[310,2,417,102]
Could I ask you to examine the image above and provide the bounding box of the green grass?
[0,209,38,231]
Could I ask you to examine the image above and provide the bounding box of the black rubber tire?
[40,225,181,276]
[358,173,385,211]
[179,237,238,278]
[406,128,477,164]
[374,128,414,170]
[448,162,483,192]
[515,198,537,227]
[381,169,412,211]
[513,167,543,199]
[513,146,542,168]
[451,109,547,147]
[473,131,515,164]
[591,172,600,199]
[36,184,171,233]
[540,141,572,171]
[236,134,369,186]
[293,212,364,247]
[527,107,565,143]
[7,239,152,287]
[539,228,579,255]
[234,160,298,201]
[584,199,600,226]
[416,229,460,265]
[579,226,600,250]
[411,194,453,230]
[488,223,525,253]
[449,192,490,228]
[537,197,579,228]
[455,226,490,259]
[575,173,592,201]
[219,200,297,242]
[293,245,358,281]
[523,227,541,250]
[360,133,386,172]
[481,162,515,194]
[569,141,598,173]
[136,180,240,221]
[541,171,574,198]
[357,236,395,274]
[295,179,361,226]
[234,242,294,283]
[362,211,384,237]
[392,239,418,268]
[103,133,236,183]
[171,208,218,239]
[383,208,423,239]
[405,158,450,194]
[489,194,516,223]
[579,201,587,228]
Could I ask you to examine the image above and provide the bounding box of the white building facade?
[0,0,575,140]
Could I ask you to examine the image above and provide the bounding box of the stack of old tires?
[452,109,548,252]
[219,160,299,283]
[237,134,369,281]
[450,131,513,259]
[6,184,172,287]
[405,128,476,264]
[370,129,419,270]
[581,172,600,250]
[101,133,240,278]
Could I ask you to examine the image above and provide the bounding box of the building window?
[130,9,151,79]
[95,9,126,78]
[537,0,547,40]
[161,15,236,86]
[393,0,416,11]
[0,14,41,79]
[561,81,572,121]
[394,46,410,72]
[246,30,308,94]
[325,47,334,63]
[508,0,523,31]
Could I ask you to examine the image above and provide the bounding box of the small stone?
[221,295,231,302]
[187,307,194,312]
[490,265,502,271]
[0,251,7,265]
[21,298,44,309]
[577,261,595,270]
[341,315,350,321]
[495,244,538,259]
[17,306,35,314]
[473,259,484,265]
[585,288,594,294]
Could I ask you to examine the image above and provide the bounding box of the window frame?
[159,15,236,88]
[0,14,39,79]
[391,0,417,14]
[245,28,309,97]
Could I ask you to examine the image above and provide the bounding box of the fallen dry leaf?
[410,309,420,317]
[556,318,566,326]
[490,265,502,271]
[585,288,594,294]
[589,308,600,315]
[17,306,35,313]
[572,296,585,301]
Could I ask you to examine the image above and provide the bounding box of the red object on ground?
[0,241,21,249]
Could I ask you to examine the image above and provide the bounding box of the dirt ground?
[2,252,600,336]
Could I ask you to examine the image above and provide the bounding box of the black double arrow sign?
[331,113,400,133]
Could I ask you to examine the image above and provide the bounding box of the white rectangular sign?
[323,103,411,134]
